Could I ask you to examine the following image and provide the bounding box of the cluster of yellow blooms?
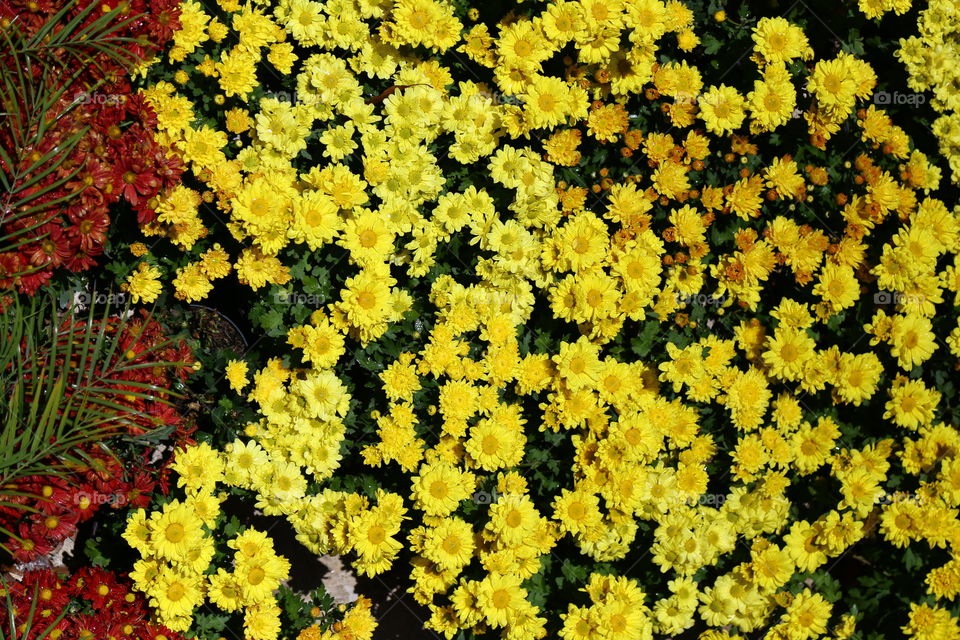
[857,0,912,19]
[124,0,960,638]
[123,443,290,638]
[897,0,960,185]
[297,596,377,640]
[124,440,382,639]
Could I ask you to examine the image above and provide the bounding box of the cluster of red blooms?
[2,313,196,564]
[1,567,189,640]
[0,0,184,294]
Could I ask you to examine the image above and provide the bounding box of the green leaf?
[0,291,187,553]
[702,34,723,55]
[193,610,232,635]
[83,537,110,567]
[560,560,589,586]
[631,321,661,358]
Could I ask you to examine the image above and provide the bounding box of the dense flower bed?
[0,0,184,293]
[3,0,960,639]
[1,311,195,563]
[0,567,192,640]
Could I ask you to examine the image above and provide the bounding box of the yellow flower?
[172,263,213,302]
[411,461,475,516]
[552,488,603,538]
[813,263,860,313]
[123,262,162,304]
[476,573,528,628]
[421,517,475,572]
[784,590,832,639]
[200,244,232,279]
[148,566,205,621]
[698,85,746,135]
[235,248,292,290]
[226,359,250,393]
[146,500,205,563]
[763,327,816,382]
[172,442,225,493]
[752,17,812,64]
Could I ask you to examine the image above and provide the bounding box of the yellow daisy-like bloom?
[225,359,250,393]
[348,508,404,577]
[486,494,541,546]
[834,352,882,406]
[199,243,232,279]
[215,46,259,99]
[475,573,528,628]
[234,248,292,290]
[236,550,291,604]
[411,460,475,516]
[337,266,395,342]
[207,568,243,612]
[148,566,205,621]
[553,336,603,390]
[465,417,525,471]
[698,84,746,135]
[890,313,938,371]
[552,488,603,538]
[752,17,812,65]
[177,124,227,170]
[784,590,832,640]
[123,262,163,304]
[748,74,796,133]
[121,509,152,555]
[171,442,225,493]
[807,56,859,112]
[813,263,860,313]
[145,500,205,563]
[421,517,475,572]
[339,210,396,266]
[884,376,940,430]
[762,327,816,382]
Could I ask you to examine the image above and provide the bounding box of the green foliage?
[0,578,69,640]
[0,2,145,275]
[0,291,184,550]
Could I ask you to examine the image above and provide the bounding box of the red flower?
[16,267,53,295]
[125,93,159,129]
[65,211,110,253]
[145,0,182,42]
[114,155,161,207]
[75,567,124,610]
[24,570,72,614]
[23,223,72,268]
[0,252,24,290]
[121,471,157,510]
[154,144,185,188]
[6,524,53,564]
[137,623,184,640]
[66,157,114,199]
[69,614,106,640]
[29,505,79,542]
